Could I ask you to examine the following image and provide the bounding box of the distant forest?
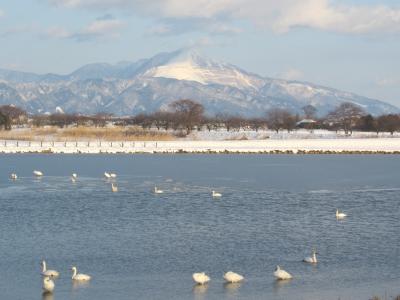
[1,99,400,136]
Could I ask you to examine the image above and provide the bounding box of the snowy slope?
[142,50,264,90]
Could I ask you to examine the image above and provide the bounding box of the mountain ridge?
[0,49,397,116]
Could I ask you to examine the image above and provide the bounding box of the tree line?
[1,100,400,135]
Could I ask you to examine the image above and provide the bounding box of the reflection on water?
[273,278,292,291]
[223,282,242,295]
[192,283,209,300]
[42,291,54,300]
[72,280,91,290]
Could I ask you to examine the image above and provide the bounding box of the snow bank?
[0,139,399,154]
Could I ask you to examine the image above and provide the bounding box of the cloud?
[146,19,242,37]
[279,68,304,81]
[0,25,38,38]
[48,0,400,35]
[46,26,71,39]
[0,9,4,18]
[45,15,125,41]
[376,78,400,87]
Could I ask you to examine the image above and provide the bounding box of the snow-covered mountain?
[0,49,397,116]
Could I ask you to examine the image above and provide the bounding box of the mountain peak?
[141,48,263,89]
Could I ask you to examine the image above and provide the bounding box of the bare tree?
[376,114,400,135]
[0,105,27,125]
[169,99,204,134]
[202,116,220,132]
[221,115,247,132]
[0,111,11,130]
[266,108,296,133]
[91,112,113,127]
[356,114,377,132]
[325,102,366,135]
[133,113,153,130]
[151,111,176,131]
[248,118,267,132]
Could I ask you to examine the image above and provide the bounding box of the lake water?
[0,154,399,300]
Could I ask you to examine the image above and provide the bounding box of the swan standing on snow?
[193,272,210,285]
[10,173,18,180]
[41,260,59,278]
[303,248,318,264]
[71,266,91,281]
[154,186,163,194]
[223,271,244,283]
[43,276,55,293]
[274,266,292,280]
[33,170,43,177]
[212,191,222,198]
[111,183,118,192]
[336,209,347,219]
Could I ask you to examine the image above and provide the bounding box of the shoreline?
[0,138,400,154]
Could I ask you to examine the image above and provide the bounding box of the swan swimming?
[111,183,118,192]
[41,260,59,278]
[10,173,17,180]
[42,277,55,293]
[33,170,43,177]
[336,209,347,219]
[273,265,292,280]
[223,271,244,283]
[104,172,116,179]
[192,272,210,285]
[71,173,77,182]
[303,248,318,264]
[212,191,222,197]
[154,186,164,194]
[71,266,91,281]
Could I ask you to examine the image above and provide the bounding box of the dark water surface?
[0,154,399,300]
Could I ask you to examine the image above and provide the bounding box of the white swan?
[223,271,244,283]
[212,191,222,197]
[33,170,43,177]
[41,260,59,278]
[71,173,77,182]
[43,277,55,293]
[104,172,116,178]
[274,265,292,280]
[71,266,91,281]
[336,209,347,219]
[111,183,118,192]
[303,248,318,264]
[192,272,210,285]
[10,173,17,180]
[154,186,164,194]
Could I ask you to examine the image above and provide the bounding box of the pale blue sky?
[0,0,399,106]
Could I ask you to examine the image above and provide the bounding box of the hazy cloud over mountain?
[45,14,125,41]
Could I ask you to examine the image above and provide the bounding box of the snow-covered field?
[187,128,400,140]
[0,138,399,154]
